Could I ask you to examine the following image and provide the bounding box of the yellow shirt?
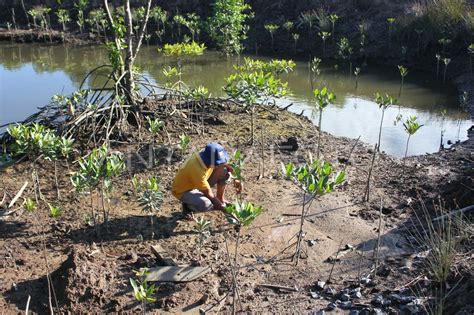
[172,153,213,199]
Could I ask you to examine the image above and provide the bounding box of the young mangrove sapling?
[397,65,408,96]
[136,176,163,240]
[313,87,336,159]
[401,115,423,158]
[130,269,156,315]
[264,23,279,50]
[442,58,451,84]
[282,159,345,265]
[374,93,398,152]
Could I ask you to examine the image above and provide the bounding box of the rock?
[308,240,316,247]
[373,308,385,315]
[279,137,299,151]
[371,294,384,305]
[309,290,320,299]
[344,244,354,250]
[360,277,371,285]
[316,281,326,290]
[349,311,359,315]
[325,287,336,296]
[339,301,352,309]
[389,293,415,304]
[313,311,325,315]
[326,302,337,311]
[352,291,362,299]
[340,293,351,301]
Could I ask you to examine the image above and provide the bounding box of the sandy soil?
[1,101,472,313]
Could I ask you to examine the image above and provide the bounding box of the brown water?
[0,43,471,157]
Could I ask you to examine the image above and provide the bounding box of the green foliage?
[160,42,206,57]
[225,200,262,226]
[146,116,163,135]
[179,134,191,154]
[24,198,37,213]
[130,269,156,304]
[313,87,335,110]
[310,57,322,76]
[230,149,245,181]
[233,58,295,76]
[403,116,423,135]
[183,85,210,100]
[224,71,289,107]
[70,144,125,192]
[56,9,71,31]
[264,23,279,34]
[468,43,474,54]
[207,0,254,56]
[374,92,398,110]
[151,6,168,26]
[338,37,353,60]
[398,65,409,77]
[137,177,163,215]
[318,31,331,42]
[87,8,106,33]
[105,16,126,73]
[48,204,62,218]
[282,21,294,32]
[283,160,345,196]
[7,123,74,161]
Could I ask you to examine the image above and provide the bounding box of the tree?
[103,0,152,106]
[208,0,254,56]
[87,8,106,36]
[75,0,88,35]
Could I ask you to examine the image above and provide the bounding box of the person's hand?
[211,197,225,211]
[233,179,243,194]
[224,164,234,173]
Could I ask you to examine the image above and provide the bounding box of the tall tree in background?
[103,0,152,106]
[208,0,253,56]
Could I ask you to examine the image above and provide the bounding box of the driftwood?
[8,181,28,209]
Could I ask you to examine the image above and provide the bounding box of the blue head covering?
[199,143,229,167]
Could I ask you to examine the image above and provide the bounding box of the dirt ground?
[1,101,473,314]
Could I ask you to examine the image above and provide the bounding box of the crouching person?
[172,143,242,217]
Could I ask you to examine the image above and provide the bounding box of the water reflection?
[0,43,471,157]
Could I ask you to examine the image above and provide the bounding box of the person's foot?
[181,203,195,221]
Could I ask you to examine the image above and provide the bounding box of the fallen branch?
[257,283,298,292]
[8,181,28,209]
[432,205,474,222]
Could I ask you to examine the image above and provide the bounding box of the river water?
[0,43,471,157]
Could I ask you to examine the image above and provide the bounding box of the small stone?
[308,240,316,247]
[373,308,384,315]
[325,287,336,296]
[360,277,371,285]
[316,281,326,290]
[326,302,337,311]
[372,294,384,305]
[340,293,350,302]
[349,311,359,315]
[345,244,354,250]
[309,290,320,299]
[313,311,325,315]
[352,291,362,299]
[339,301,352,309]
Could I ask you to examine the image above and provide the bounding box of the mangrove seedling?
[292,33,300,54]
[193,216,212,260]
[183,85,210,133]
[401,115,423,158]
[56,9,70,32]
[146,116,163,145]
[282,159,345,264]
[338,37,353,75]
[282,20,294,40]
[136,176,163,239]
[74,0,88,35]
[309,57,322,90]
[435,53,441,78]
[24,198,37,213]
[71,144,125,230]
[224,71,288,145]
[313,87,336,159]
[438,38,451,54]
[234,58,296,77]
[318,31,331,54]
[48,204,62,218]
[443,58,451,84]
[415,29,423,52]
[328,13,339,44]
[224,200,262,313]
[354,67,361,89]
[439,109,447,150]
[374,93,398,152]
[160,42,206,90]
[179,134,191,155]
[87,8,106,36]
[398,65,408,96]
[264,23,279,50]
[468,44,474,73]
[387,17,396,48]
[130,269,156,315]
[150,6,168,44]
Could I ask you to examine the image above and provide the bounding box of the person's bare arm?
[201,187,225,211]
